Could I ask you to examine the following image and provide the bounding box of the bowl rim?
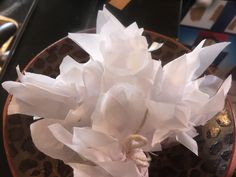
[2,29,235,177]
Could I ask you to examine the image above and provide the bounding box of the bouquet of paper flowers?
[2,6,232,177]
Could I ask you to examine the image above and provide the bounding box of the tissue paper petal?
[2,81,77,119]
[182,75,221,115]
[73,127,124,161]
[151,41,229,104]
[49,123,124,163]
[30,119,85,163]
[125,22,143,37]
[101,69,152,96]
[101,43,151,75]
[165,41,229,82]
[140,99,200,152]
[193,75,232,125]
[196,75,223,96]
[51,124,148,177]
[176,132,198,155]
[70,161,147,177]
[218,75,232,96]
[57,56,83,87]
[68,33,103,62]
[65,96,97,124]
[82,61,103,96]
[136,59,161,83]
[92,83,147,140]
[96,6,124,34]
[97,161,146,177]
[151,42,229,102]
[69,163,112,177]
[59,56,103,97]
[2,56,103,121]
[193,42,230,79]
[141,101,186,144]
[15,66,78,97]
[148,42,163,52]
[157,55,188,102]
[70,6,152,76]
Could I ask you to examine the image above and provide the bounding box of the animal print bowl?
[3,30,236,177]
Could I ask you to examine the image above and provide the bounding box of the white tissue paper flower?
[2,5,232,177]
[2,55,103,125]
[68,7,162,94]
[141,40,232,155]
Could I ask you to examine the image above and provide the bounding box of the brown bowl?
[3,30,236,177]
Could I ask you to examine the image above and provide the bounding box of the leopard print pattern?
[3,31,235,177]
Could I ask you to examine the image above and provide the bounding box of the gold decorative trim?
[0,16,18,53]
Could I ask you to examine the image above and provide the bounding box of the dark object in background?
[0,21,17,70]
[0,0,38,75]
[182,0,196,18]
[179,3,236,175]
[106,0,182,38]
[0,22,17,47]
[0,0,36,23]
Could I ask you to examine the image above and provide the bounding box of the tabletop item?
[108,0,131,10]
[0,16,18,72]
[2,6,235,177]
[197,0,215,7]
[0,21,17,47]
[0,0,37,77]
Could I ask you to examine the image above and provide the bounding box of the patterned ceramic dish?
[3,30,236,177]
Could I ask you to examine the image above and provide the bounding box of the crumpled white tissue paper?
[2,6,232,177]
